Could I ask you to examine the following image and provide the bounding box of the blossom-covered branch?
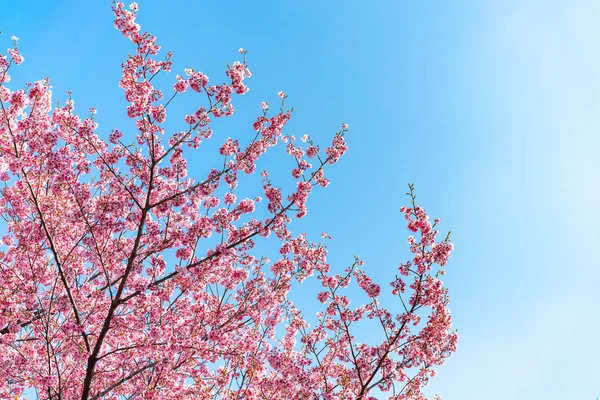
[0,3,456,399]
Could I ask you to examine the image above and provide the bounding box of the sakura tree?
[0,3,457,399]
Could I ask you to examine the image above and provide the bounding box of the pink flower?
[305,145,319,158]
[224,192,237,205]
[219,137,239,156]
[173,75,188,93]
[317,292,329,303]
[188,70,209,92]
[7,48,24,64]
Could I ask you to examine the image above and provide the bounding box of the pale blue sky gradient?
[2,1,599,399]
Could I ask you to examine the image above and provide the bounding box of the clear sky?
[2,1,600,399]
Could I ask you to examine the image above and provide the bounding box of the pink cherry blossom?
[0,4,456,400]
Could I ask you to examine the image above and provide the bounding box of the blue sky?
[2,1,600,399]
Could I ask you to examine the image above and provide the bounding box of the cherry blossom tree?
[0,3,457,399]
